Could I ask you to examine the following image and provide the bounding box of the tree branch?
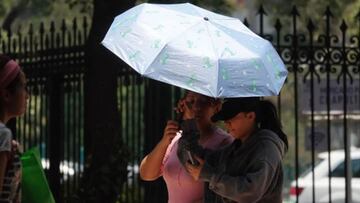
[1,0,30,32]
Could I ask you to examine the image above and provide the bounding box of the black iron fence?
[0,5,359,203]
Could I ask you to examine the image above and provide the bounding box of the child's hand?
[11,140,22,154]
[185,155,204,181]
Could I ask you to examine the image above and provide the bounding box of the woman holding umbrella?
[139,91,233,203]
[184,97,288,203]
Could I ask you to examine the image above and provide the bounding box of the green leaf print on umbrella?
[275,68,281,80]
[266,53,281,80]
[186,74,196,87]
[129,50,141,61]
[153,25,164,31]
[120,28,132,38]
[221,68,229,80]
[252,60,260,69]
[115,13,139,28]
[215,30,221,37]
[222,47,235,57]
[202,57,213,68]
[197,28,205,34]
[160,53,170,65]
[187,40,194,48]
[152,40,161,49]
[252,80,257,92]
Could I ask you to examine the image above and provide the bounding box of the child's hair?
[255,100,289,150]
[0,54,21,94]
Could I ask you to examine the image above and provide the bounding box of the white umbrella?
[102,3,287,98]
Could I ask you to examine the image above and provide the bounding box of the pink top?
[161,128,233,203]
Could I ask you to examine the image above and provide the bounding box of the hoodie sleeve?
[200,159,276,203]
[200,160,274,203]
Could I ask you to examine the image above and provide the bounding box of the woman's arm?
[0,152,9,193]
[139,120,179,181]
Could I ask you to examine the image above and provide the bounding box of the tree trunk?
[80,0,135,202]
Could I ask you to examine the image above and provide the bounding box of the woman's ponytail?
[256,100,288,150]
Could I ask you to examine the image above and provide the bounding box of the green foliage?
[0,0,91,32]
[65,0,93,15]
[192,0,234,15]
[141,0,236,15]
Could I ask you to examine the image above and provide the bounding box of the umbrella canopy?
[102,3,288,98]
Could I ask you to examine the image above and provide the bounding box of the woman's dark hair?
[0,54,21,93]
[255,100,289,150]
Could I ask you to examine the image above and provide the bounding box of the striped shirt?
[0,123,21,203]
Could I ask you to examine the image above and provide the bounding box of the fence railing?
[0,4,359,203]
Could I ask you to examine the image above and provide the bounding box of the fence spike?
[12,38,17,53]
[78,31,82,44]
[28,24,34,36]
[324,6,333,18]
[34,36,39,52]
[23,37,28,53]
[60,20,66,48]
[83,16,88,30]
[73,18,78,45]
[61,19,67,33]
[275,19,282,32]
[73,17,78,32]
[50,21,55,48]
[17,26,22,53]
[17,25,22,35]
[243,18,249,27]
[340,20,348,32]
[7,28,12,53]
[68,32,72,47]
[290,5,300,17]
[40,22,45,34]
[306,19,315,33]
[83,16,88,40]
[257,4,267,16]
[56,33,61,48]
[45,34,49,49]
[51,21,56,32]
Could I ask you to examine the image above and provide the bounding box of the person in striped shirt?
[0,54,29,203]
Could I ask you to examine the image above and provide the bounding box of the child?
[0,54,28,203]
[185,97,288,203]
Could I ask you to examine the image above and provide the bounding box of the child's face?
[6,71,29,117]
[224,112,255,141]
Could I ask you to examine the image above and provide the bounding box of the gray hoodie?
[199,129,286,203]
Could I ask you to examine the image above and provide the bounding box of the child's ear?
[246,112,256,121]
